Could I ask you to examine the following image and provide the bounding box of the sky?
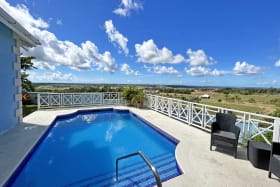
[1,0,280,87]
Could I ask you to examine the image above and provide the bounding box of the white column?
[168,98,172,117]
[273,118,280,142]
[155,96,158,111]
[13,34,22,124]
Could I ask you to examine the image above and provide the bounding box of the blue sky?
[1,0,280,87]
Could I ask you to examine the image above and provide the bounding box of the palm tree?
[20,56,36,91]
[21,56,36,71]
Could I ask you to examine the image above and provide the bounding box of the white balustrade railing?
[37,92,122,109]
[34,92,280,144]
[146,94,280,144]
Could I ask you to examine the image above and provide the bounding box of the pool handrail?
[115,151,162,187]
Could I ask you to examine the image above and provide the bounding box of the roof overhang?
[0,7,40,47]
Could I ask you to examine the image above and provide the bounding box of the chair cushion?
[216,113,236,131]
[213,130,236,140]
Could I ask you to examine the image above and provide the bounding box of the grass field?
[159,90,279,115]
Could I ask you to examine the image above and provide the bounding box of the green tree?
[121,86,145,107]
[234,95,242,103]
[21,56,36,71]
[188,96,201,103]
[21,73,35,92]
[20,56,36,91]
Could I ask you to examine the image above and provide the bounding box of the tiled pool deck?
[0,107,279,186]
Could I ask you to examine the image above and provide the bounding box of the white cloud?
[113,0,143,17]
[56,19,62,25]
[135,39,185,64]
[211,69,229,76]
[153,65,180,75]
[275,59,280,67]
[143,65,151,72]
[33,61,56,71]
[184,61,262,77]
[233,61,262,75]
[184,60,261,77]
[200,80,210,83]
[185,66,210,76]
[120,63,139,75]
[28,71,73,82]
[104,20,129,55]
[185,66,228,76]
[1,0,117,73]
[186,49,215,66]
[0,1,48,31]
[144,65,180,75]
[256,80,277,86]
[96,51,117,72]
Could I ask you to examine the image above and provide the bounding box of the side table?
[247,140,271,170]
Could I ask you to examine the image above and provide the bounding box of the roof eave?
[0,7,40,47]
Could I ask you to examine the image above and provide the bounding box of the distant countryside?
[24,83,280,118]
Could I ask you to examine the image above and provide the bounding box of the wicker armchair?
[268,142,280,178]
[210,113,240,158]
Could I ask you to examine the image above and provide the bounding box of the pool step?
[64,152,181,187]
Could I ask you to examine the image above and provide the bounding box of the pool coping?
[1,106,279,186]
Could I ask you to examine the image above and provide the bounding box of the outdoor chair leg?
[268,172,271,178]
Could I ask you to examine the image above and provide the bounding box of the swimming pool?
[7,109,181,187]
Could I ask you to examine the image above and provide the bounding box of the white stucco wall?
[0,22,22,133]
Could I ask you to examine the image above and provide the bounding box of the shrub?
[121,87,138,103]
[271,108,280,117]
[252,131,273,143]
[248,98,256,103]
[188,96,201,103]
[121,87,145,107]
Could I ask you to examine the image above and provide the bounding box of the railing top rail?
[35,92,121,95]
[116,151,162,187]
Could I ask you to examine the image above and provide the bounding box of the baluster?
[37,93,40,110]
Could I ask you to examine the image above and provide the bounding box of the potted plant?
[131,91,145,108]
[121,87,146,108]
[121,86,138,106]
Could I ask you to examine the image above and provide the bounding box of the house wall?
[0,22,22,133]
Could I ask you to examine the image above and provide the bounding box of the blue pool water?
[8,109,181,187]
